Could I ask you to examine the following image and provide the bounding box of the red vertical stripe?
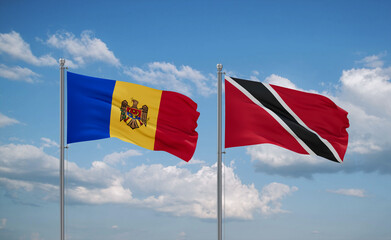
[154,91,200,162]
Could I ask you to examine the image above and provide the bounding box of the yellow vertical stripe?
[110,81,162,150]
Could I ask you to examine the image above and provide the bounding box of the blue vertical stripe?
[67,72,116,144]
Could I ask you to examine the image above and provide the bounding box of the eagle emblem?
[120,99,148,129]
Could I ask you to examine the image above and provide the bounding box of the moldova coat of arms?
[120,99,148,129]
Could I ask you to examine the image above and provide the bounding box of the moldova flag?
[67,72,200,162]
[225,76,349,163]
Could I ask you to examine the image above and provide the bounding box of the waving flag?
[225,76,349,163]
[67,72,200,162]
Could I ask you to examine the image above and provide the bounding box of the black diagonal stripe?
[230,77,338,162]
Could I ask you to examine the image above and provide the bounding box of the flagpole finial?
[217,64,223,71]
[59,58,65,66]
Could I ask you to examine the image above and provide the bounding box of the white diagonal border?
[225,76,316,157]
[263,83,342,163]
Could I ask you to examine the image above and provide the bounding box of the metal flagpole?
[59,58,65,240]
[217,63,223,240]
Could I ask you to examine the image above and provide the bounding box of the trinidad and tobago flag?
[225,76,349,163]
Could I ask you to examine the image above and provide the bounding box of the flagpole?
[59,58,65,240]
[217,63,223,240]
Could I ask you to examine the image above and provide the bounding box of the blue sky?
[1,0,391,239]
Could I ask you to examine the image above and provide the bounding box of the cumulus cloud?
[0,31,57,66]
[0,64,40,83]
[0,218,6,229]
[0,177,57,193]
[337,101,389,155]
[335,65,391,173]
[0,143,59,194]
[67,180,133,204]
[123,62,215,96]
[103,149,142,166]
[46,31,121,68]
[355,53,386,68]
[259,182,298,214]
[339,66,391,117]
[177,158,205,167]
[247,55,391,177]
[249,70,260,81]
[0,177,35,192]
[177,231,187,240]
[327,188,366,198]
[0,113,20,127]
[30,232,44,240]
[40,137,59,149]
[265,74,297,89]
[127,163,241,218]
[126,163,297,219]
[0,143,297,220]
[0,143,111,192]
[0,143,135,204]
[247,145,341,179]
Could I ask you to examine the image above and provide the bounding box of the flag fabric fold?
[224,76,349,163]
[67,72,200,162]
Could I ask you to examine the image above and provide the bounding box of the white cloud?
[0,177,57,193]
[0,177,35,191]
[177,158,205,167]
[335,65,391,158]
[249,70,260,81]
[126,163,297,219]
[0,64,40,83]
[8,137,24,142]
[0,218,6,229]
[0,143,132,204]
[0,113,20,127]
[338,101,389,155]
[247,144,319,168]
[259,182,298,214]
[327,188,366,198]
[40,137,59,149]
[0,143,297,220]
[177,231,187,240]
[265,74,297,89]
[47,31,121,68]
[103,149,142,166]
[0,144,58,177]
[68,180,134,204]
[339,66,391,117]
[65,160,121,188]
[0,31,57,66]
[123,62,215,96]
[356,53,386,68]
[30,232,44,240]
[246,144,342,178]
